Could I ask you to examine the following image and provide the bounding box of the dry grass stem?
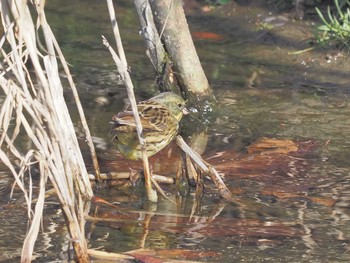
[42,8,102,184]
[0,0,98,261]
[104,0,157,202]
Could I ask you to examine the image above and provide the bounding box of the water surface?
[1,0,350,262]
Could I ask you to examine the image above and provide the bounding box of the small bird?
[110,92,188,160]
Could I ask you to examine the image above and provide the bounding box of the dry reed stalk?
[105,0,157,202]
[0,0,97,261]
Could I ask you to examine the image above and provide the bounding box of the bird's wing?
[138,103,177,131]
[114,103,177,132]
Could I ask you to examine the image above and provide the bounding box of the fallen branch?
[88,249,134,262]
[176,135,237,203]
[88,172,174,184]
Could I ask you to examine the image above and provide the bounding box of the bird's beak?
[182,108,189,115]
[111,114,121,124]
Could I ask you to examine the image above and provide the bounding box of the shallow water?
[1,0,350,262]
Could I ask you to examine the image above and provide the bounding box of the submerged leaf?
[262,191,336,207]
[192,31,224,40]
[247,137,298,155]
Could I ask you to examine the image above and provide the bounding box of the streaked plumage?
[110,92,187,160]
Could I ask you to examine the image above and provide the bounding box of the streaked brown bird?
[110,92,188,160]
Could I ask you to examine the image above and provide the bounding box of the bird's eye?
[178,103,183,108]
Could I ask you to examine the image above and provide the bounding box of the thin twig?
[157,0,173,46]
[106,0,127,66]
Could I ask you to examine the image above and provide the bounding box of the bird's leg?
[129,167,141,186]
[186,155,204,200]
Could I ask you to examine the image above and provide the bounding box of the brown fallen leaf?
[192,31,224,41]
[247,137,298,155]
[261,191,336,207]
